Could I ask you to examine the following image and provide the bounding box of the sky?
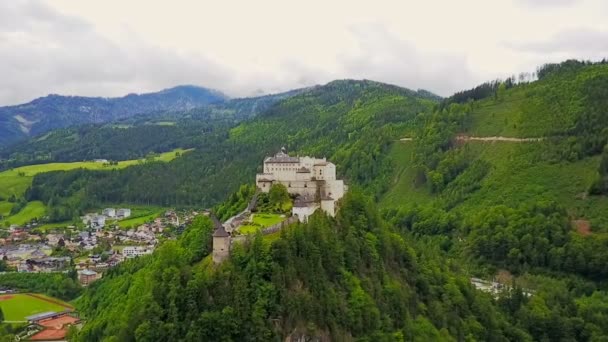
[0,0,607,105]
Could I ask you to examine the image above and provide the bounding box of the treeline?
[0,272,81,301]
[0,120,230,170]
[536,59,608,80]
[387,200,608,280]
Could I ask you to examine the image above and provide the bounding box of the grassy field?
[239,213,285,234]
[0,201,13,217]
[466,88,527,137]
[380,138,608,232]
[0,149,189,226]
[0,293,71,322]
[380,141,433,208]
[2,201,46,225]
[459,141,608,230]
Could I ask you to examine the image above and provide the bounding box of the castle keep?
[256,148,346,222]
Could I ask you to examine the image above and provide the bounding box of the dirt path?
[455,135,544,142]
[399,135,544,142]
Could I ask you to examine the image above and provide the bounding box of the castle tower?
[211,214,231,264]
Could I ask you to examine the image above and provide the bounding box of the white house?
[91,215,106,228]
[117,208,131,218]
[122,246,152,258]
[102,208,116,218]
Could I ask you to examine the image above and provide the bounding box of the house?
[117,208,131,218]
[91,215,106,228]
[255,147,347,221]
[46,234,64,247]
[122,246,152,258]
[78,269,99,286]
[102,208,116,218]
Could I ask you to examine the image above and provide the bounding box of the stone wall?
[261,216,298,235]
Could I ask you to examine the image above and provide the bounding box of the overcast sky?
[0,0,607,105]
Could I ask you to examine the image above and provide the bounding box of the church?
[256,147,346,222]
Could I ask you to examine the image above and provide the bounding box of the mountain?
[0,85,228,146]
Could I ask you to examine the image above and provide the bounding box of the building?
[255,147,346,222]
[91,215,106,228]
[46,234,64,246]
[78,269,99,286]
[82,213,105,228]
[102,208,116,218]
[212,215,231,264]
[122,246,152,258]
[117,208,131,218]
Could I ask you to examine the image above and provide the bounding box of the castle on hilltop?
[211,147,347,264]
[256,147,346,222]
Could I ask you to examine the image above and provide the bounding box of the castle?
[212,147,346,263]
[256,147,346,222]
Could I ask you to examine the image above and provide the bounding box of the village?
[0,207,201,286]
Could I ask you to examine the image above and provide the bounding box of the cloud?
[0,0,235,105]
[516,0,582,7]
[506,28,608,55]
[337,23,478,96]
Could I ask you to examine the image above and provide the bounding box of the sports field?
[0,294,73,322]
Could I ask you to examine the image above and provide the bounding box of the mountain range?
[0,85,228,146]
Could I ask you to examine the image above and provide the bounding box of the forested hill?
[74,191,530,341]
[0,88,307,169]
[0,85,227,146]
[26,79,438,217]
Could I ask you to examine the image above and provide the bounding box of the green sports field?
[0,293,72,322]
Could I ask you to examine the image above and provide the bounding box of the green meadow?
[238,213,285,235]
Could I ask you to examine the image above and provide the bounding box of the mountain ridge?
[0,85,228,146]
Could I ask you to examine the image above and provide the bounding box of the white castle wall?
[256,150,346,218]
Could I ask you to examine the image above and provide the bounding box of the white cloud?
[506,28,608,55]
[0,0,606,105]
[516,0,582,7]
